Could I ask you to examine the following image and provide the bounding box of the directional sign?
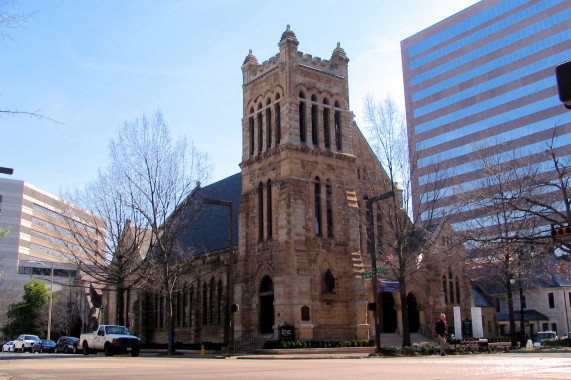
[362,269,387,279]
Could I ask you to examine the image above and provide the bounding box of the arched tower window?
[202,281,207,324]
[189,285,194,327]
[301,306,310,321]
[299,92,306,144]
[448,268,455,304]
[257,103,263,153]
[266,98,272,150]
[258,182,264,241]
[314,176,322,236]
[209,277,215,324]
[455,276,461,304]
[275,94,281,146]
[249,108,255,156]
[311,95,318,146]
[267,179,272,240]
[442,275,448,304]
[217,279,223,325]
[334,101,341,151]
[323,98,330,149]
[326,179,333,238]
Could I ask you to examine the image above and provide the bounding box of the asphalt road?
[0,352,570,379]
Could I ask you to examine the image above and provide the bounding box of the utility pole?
[364,191,395,352]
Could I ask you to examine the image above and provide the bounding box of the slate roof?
[175,173,242,255]
[472,286,494,308]
[497,309,549,322]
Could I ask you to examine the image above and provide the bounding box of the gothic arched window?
[442,275,448,304]
[334,101,341,151]
[258,182,264,241]
[266,98,272,150]
[267,179,272,240]
[257,103,263,153]
[323,98,330,148]
[249,109,255,156]
[299,92,306,144]
[315,176,322,236]
[275,95,281,145]
[311,95,318,146]
[301,306,310,321]
[455,276,461,304]
[326,179,333,238]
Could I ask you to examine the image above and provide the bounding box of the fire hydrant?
[200,344,205,357]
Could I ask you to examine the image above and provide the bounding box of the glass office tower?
[401,0,571,230]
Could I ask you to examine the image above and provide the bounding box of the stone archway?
[407,292,420,333]
[382,293,397,333]
[259,276,275,334]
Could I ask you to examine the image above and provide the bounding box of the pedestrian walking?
[435,313,447,356]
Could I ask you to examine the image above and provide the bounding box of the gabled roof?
[472,286,494,308]
[497,309,549,322]
[176,173,242,255]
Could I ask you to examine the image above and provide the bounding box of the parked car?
[80,325,141,356]
[13,335,40,352]
[533,331,557,347]
[2,341,14,352]
[56,336,79,354]
[32,339,56,353]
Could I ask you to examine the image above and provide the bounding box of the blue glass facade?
[402,0,571,223]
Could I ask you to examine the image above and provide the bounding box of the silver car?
[13,335,40,352]
[2,341,14,352]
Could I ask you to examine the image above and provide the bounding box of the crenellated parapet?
[242,25,349,85]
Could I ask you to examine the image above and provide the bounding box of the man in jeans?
[435,314,447,356]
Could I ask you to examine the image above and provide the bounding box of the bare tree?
[457,144,549,347]
[107,111,211,355]
[496,138,571,257]
[65,165,152,328]
[363,95,463,347]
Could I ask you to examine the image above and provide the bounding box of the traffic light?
[556,60,571,109]
[551,224,571,238]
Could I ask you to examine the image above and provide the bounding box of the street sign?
[362,269,387,279]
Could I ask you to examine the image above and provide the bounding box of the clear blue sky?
[1,0,478,196]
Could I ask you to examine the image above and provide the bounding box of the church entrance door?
[259,276,275,334]
[407,292,420,333]
[382,292,397,333]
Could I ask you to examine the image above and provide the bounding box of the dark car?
[32,339,56,353]
[56,336,79,354]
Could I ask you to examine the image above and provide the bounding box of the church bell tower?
[236,26,368,341]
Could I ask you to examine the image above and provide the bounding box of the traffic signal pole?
[364,191,394,353]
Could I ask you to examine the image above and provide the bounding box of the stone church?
[101,27,473,346]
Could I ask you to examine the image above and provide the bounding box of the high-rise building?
[401,0,571,230]
[0,178,104,300]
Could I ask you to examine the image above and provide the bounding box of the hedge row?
[541,337,571,347]
[264,339,375,349]
[377,342,510,356]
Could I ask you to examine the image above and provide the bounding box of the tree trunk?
[506,280,517,347]
[166,292,176,356]
[399,277,411,347]
[116,288,125,326]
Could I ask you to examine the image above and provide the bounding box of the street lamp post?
[364,191,395,353]
[518,274,525,348]
[202,198,235,355]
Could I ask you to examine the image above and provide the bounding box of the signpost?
[361,269,387,279]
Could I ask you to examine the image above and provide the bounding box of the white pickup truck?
[80,325,141,356]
